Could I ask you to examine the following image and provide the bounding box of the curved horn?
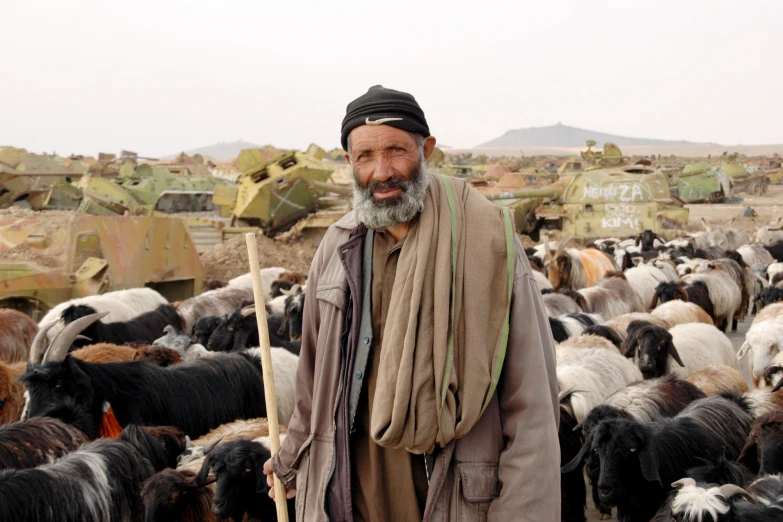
[240,305,256,318]
[672,477,696,489]
[42,312,109,363]
[555,236,577,259]
[718,484,755,503]
[279,284,301,297]
[29,321,57,364]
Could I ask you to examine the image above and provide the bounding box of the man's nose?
[370,154,394,183]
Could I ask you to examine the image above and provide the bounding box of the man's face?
[346,125,434,230]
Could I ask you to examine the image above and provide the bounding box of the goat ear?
[561,441,590,474]
[737,433,759,474]
[635,236,641,247]
[649,293,659,310]
[193,455,212,487]
[638,443,662,485]
[667,341,686,367]
[737,341,750,360]
[277,314,290,337]
[701,218,712,232]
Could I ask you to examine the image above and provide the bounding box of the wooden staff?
[245,233,289,522]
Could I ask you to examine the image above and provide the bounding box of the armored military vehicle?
[672,162,731,203]
[484,166,689,240]
[225,148,336,234]
[0,213,205,319]
[0,147,84,210]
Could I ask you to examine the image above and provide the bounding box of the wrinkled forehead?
[348,125,418,153]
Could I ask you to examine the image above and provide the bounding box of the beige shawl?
[370,174,515,454]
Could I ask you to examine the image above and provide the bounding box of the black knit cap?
[341,85,430,151]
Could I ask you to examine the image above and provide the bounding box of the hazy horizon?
[2,0,781,157]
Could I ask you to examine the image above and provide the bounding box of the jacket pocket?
[316,283,347,314]
[455,463,500,522]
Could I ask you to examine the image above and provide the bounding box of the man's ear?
[423,136,437,161]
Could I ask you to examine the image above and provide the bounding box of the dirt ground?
[200,231,317,281]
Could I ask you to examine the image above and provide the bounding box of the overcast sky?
[2,0,780,157]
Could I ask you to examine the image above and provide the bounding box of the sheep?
[737,307,783,386]
[695,258,754,328]
[0,309,37,363]
[737,243,775,268]
[753,217,783,245]
[207,307,301,354]
[563,375,706,519]
[685,364,749,396]
[37,287,168,343]
[651,280,716,320]
[549,313,603,343]
[650,259,680,282]
[556,347,643,423]
[681,271,741,332]
[531,269,553,291]
[546,238,616,291]
[767,261,783,284]
[753,286,783,314]
[0,437,155,522]
[228,267,288,299]
[556,333,620,355]
[623,265,671,312]
[651,300,715,328]
[21,313,298,439]
[566,396,751,522]
[635,229,666,252]
[0,416,89,470]
[176,285,255,333]
[61,303,183,347]
[279,289,306,341]
[193,438,296,522]
[623,321,737,379]
[542,292,583,317]
[577,273,645,319]
[764,240,783,262]
[178,417,283,468]
[603,312,670,340]
[737,410,783,476]
[581,325,625,349]
[192,316,223,347]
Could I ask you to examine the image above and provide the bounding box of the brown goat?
[685,364,749,396]
[546,238,616,291]
[191,417,282,448]
[738,410,783,475]
[141,469,218,522]
[277,271,307,285]
[133,345,182,367]
[0,309,38,363]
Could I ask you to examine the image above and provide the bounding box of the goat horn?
[718,484,755,503]
[672,477,696,489]
[43,312,109,363]
[239,305,256,318]
[29,321,58,364]
[280,284,301,297]
[556,236,577,258]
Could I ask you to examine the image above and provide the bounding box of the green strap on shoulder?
[481,207,514,413]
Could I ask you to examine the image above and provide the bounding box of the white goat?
[681,271,741,333]
[556,347,643,422]
[624,265,671,311]
[737,304,783,386]
[651,300,715,327]
[38,287,167,342]
[228,267,288,299]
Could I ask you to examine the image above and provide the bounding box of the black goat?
[685,456,755,488]
[635,230,665,252]
[142,469,216,522]
[208,309,300,354]
[62,303,183,346]
[21,352,269,439]
[119,424,188,472]
[738,409,783,475]
[753,286,783,313]
[195,438,295,522]
[270,279,296,298]
[559,403,587,522]
[279,292,305,341]
[623,321,685,378]
[650,281,715,320]
[0,416,88,470]
[764,240,783,262]
[0,437,154,522]
[193,316,223,347]
[548,313,601,343]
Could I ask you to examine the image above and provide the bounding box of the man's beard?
[351,158,431,231]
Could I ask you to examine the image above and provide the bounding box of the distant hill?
[168,140,262,161]
[477,123,713,148]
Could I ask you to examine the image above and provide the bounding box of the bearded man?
[264,85,560,521]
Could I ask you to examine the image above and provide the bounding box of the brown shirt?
[350,231,429,522]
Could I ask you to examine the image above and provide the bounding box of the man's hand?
[263,458,296,500]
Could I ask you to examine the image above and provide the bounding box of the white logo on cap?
[365,117,403,125]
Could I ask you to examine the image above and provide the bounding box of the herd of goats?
[0,216,782,521]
